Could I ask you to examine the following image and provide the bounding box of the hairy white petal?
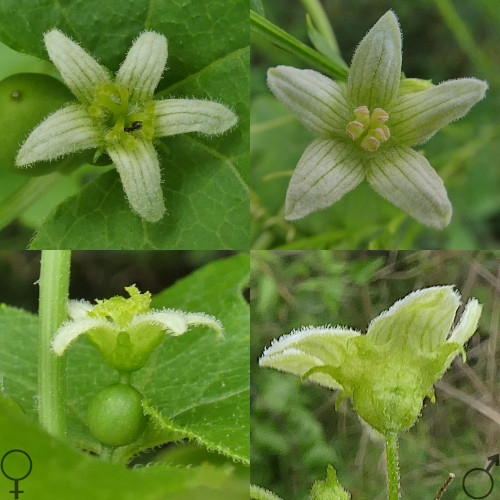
[116,31,167,102]
[106,137,165,222]
[67,299,93,320]
[285,139,364,220]
[347,11,402,108]
[44,29,111,103]
[366,286,460,351]
[153,99,237,137]
[447,299,482,346]
[262,325,360,365]
[131,310,188,335]
[16,104,101,166]
[366,145,452,229]
[267,65,349,137]
[184,312,224,339]
[391,78,488,146]
[52,317,115,355]
[259,347,343,390]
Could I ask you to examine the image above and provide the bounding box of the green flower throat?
[89,82,155,148]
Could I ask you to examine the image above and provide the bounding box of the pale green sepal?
[311,465,351,500]
[398,77,434,95]
[51,317,118,355]
[16,104,101,167]
[67,299,93,320]
[116,31,168,102]
[44,29,111,103]
[107,137,165,222]
[347,11,402,109]
[391,78,488,146]
[153,99,237,137]
[267,66,350,137]
[366,145,452,229]
[285,139,364,220]
[366,286,460,351]
[259,348,343,390]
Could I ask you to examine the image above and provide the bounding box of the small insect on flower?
[124,120,143,133]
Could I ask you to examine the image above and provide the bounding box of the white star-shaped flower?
[267,11,487,229]
[16,30,238,222]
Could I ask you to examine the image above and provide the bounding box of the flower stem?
[38,250,71,437]
[250,10,348,80]
[385,432,400,500]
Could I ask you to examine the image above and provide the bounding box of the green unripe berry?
[0,73,94,176]
[87,383,146,447]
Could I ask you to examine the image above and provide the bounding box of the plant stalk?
[250,10,348,80]
[38,250,71,437]
[385,432,400,500]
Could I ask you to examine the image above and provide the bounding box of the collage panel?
[0,0,249,250]
[251,250,499,499]
[0,250,250,499]
[251,0,500,250]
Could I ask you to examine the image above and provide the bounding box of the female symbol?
[0,450,32,499]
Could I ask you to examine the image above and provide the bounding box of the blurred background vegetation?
[251,0,500,249]
[251,250,500,499]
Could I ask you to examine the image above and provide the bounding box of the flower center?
[89,82,155,147]
[346,106,390,152]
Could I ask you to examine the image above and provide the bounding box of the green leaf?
[0,1,249,249]
[0,254,250,465]
[0,395,246,500]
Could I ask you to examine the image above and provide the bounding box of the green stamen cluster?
[89,82,154,148]
[346,106,390,152]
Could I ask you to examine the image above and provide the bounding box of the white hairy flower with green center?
[267,11,487,228]
[52,285,223,373]
[16,30,238,222]
[259,286,481,434]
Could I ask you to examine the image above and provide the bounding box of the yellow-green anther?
[346,121,364,140]
[354,105,370,127]
[361,134,379,152]
[347,106,390,152]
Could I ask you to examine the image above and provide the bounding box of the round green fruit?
[87,383,146,447]
[0,72,93,176]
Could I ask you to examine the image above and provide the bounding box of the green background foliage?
[251,0,500,250]
[0,0,249,249]
[251,250,500,499]
[0,251,250,499]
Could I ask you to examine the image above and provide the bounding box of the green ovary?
[89,82,155,148]
[346,106,391,152]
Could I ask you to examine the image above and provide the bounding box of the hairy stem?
[38,250,71,437]
[385,432,400,500]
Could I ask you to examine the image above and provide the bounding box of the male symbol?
[0,450,32,499]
